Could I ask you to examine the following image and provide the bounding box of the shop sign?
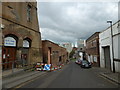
[4,37,16,47]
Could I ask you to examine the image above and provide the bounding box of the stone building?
[85,32,100,67]
[1,2,42,70]
[42,40,68,67]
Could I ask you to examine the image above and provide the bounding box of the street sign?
[43,64,51,71]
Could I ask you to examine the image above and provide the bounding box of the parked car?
[80,60,92,68]
[75,59,82,65]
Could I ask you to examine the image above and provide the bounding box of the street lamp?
[107,20,115,73]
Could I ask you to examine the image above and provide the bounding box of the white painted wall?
[99,27,111,69]
[112,21,120,72]
[90,55,93,63]
[87,55,91,62]
[99,21,120,72]
[79,52,83,60]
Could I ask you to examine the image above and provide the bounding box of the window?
[23,40,30,48]
[27,5,32,22]
[93,40,96,47]
[4,37,16,47]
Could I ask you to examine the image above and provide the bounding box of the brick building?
[1,1,42,70]
[42,40,68,67]
[85,32,100,67]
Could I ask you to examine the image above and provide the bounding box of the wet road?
[17,61,118,88]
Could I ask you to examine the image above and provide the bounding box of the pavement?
[2,68,24,78]
[92,67,120,85]
[1,61,120,89]
[2,69,47,89]
[73,60,120,86]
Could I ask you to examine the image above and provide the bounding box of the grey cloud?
[37,2,118,44]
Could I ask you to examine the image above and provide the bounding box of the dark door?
[104,46,111,69]
[21,48,29,65]
[2,47,16,70]
[48,47,51,64]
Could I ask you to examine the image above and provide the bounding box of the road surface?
[16,61,118,88]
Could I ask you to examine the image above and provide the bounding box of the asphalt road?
[16,61,118,88]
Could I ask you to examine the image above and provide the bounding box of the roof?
[42,40,66,50]
[100,20,120,34]
[86,32,100,41]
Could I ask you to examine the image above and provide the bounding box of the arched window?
[4,37,16,47]
[23,40,30,48]
[23,37,31,48]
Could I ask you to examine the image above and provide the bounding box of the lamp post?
[107,20,115,73]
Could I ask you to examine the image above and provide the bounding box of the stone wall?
[1,2,42,66]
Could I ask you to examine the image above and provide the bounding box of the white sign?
[23,40,30,48]
[4,37,16,47]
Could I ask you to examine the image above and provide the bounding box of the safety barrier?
[35,63,65,72]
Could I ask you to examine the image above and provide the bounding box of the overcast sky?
[37,1,118,45]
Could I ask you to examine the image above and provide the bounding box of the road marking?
[11,72,48,89]
[12,65,69,89]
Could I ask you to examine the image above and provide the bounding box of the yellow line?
[12,65,69,89]
[12,72,48,89]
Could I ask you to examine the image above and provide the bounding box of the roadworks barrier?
[35,63,65,72]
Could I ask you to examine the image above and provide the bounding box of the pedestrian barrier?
[35,63,44,71]
[54,66,58,71]
[58,66,62,69]
[1,60,66,72]
[50,67,55,71]
[43,64,51,71]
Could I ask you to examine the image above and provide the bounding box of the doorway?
[21,49,29,65]
[104,46,111,69]
[2,47,16,70]
[48,47,51,64]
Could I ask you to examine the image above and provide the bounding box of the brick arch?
[23,37,32,48]
[3,30,22,38]
[3,34,19,47]
[23,36,33,41]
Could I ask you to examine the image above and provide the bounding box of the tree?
[69,50,75,59]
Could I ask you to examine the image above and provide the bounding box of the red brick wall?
[42,40,68,67]
[85,32,100,67]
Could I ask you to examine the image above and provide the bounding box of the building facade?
[1,2,42,70]
[86,32,100,67]
[77,39,85,51]
[42,40,68,67]
[99,20,120,72]
[77,39,86,60]
[60,42,72,59]
[60,42,72,53]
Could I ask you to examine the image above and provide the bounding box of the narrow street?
[16,61,118,88]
